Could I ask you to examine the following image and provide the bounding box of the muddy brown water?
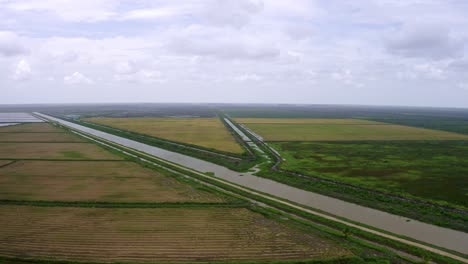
[36,113,468,255]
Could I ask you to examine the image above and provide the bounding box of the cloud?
[167,26,280,60]
[5,0,118,22]
[121,7,185,21]
[234,73,263,81]
[0,31,27,57]
[201,0,264,28]
[385,24,464,60]
[396,63,446,80]
[458,82,468,91]
[2,1,468,107]
[331,69,364,87]
[64,72,93,85]
[413,63,446,80]
[11,59,32,80]
[113,61,163,83]
[448,59,468,71]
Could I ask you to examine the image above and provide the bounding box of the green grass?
[236,118,468,141]
[271,141,468,208]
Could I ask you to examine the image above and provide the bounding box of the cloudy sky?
[1,0,468,107]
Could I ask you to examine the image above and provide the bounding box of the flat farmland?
[0,206,351,263]
[0,161,225,203]
[0,143,123,160]
[0,160,12,167]
[0,132,85,142]
[236,118,468,141]
[84,117,244,153]
[0,123,63,133]
[271,141,468,207]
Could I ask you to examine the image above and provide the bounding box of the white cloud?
[0,31,27,57]
[121,7,186,21]
[413,63,446,80]
[234,73,263,81]
[113,61,163,83]
[166,25,280,60]
[64,72,93,85]
[11,59,32,80]
[458,82,468,91]
[114,70,162,83]
[1,1,468,107]
[201,0,264,28]
[385,24,465,60]
[5,0,118,22]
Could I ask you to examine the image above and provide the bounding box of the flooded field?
[0,113,43,123]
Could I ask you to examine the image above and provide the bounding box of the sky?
[1,0,468,107]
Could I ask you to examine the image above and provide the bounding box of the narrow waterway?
[35,112,468,255]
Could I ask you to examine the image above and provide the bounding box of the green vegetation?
[371,117,468,136]
[236,118,468,141]
[231,116,468,231]
[271,141,468,207]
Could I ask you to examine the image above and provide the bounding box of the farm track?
[35,113,468,262]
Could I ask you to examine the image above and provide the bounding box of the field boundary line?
[0,160,16,169]
[39,113,468,263]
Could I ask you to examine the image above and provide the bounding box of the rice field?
[236,118,468,141]
[0,206,351,263]
[0,160,12,167]
[0,161,225,203]
[84,117,244,153]
[0,123,63,133]
[0,113,43,123]
[0,143,123,160]
[0,132,85,142]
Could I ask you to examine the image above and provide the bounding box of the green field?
[236,118,468,141]
[271,141,468,207]
[84,117,244,153]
